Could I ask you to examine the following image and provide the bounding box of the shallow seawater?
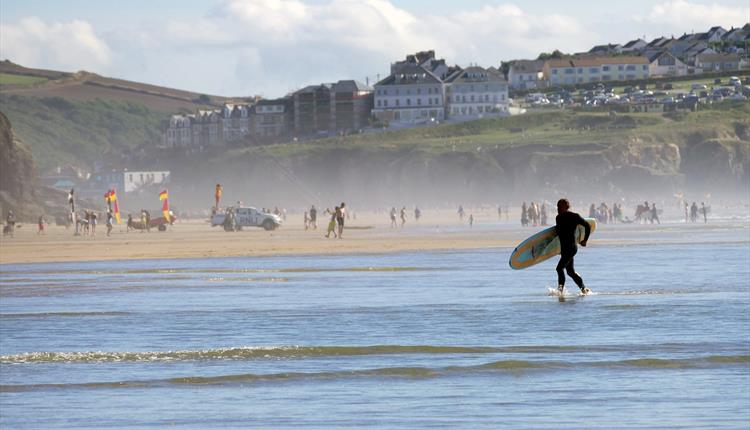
[1,224,749,429]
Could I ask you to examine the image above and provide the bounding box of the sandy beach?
[0,210,527,265]
[2,207,747,265]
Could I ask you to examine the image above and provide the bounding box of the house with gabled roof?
[446,66,508,119]
[695,53,741,72]
[588,43,623,56]
[508,60,546,90]
[622,38,648,53]
[648,51,689,77]
[704,26,727,42]
[722,24,750,42]
[373,52,457,125]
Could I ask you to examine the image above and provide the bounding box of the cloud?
[0,17,112,71]
[0,1,592,96]
[638,0,749,33]
[191,0,589,95]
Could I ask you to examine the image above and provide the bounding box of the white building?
[446,66,508,119]
[88,169,171,196]
[545,56,650,86]
[372,63,448,125]
[648,51,689,77]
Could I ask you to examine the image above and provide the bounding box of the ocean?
[1,221,749,429]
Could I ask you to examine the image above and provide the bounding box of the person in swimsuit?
[555,198,591,295]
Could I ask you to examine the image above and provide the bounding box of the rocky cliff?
[168,122,749,208]
[0,111,37,218]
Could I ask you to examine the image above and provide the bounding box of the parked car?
[728,76,741,86]
[691,83,708,90]
[211,207,282,231]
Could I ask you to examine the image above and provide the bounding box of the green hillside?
[0,94,164,170]
[230,102,750,159]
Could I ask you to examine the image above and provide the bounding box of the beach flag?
[104,189,121,223]
[160,189,170,221]
[111,189,121,224]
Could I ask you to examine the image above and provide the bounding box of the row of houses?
[509,24,749,90]
[164,51,509,149]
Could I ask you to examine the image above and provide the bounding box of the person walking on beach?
[390,207,397,228]
[468,214,474,228]
[458,205,465,221]
[400,206,407,228]
[690,202,698,223]
[304,211,310,230]
[555,198,591,295]
[106,210,114,236]
[337,203,346,238]
[37,214,45,235]
[215,184,222,209]
[5,210,15,237]
[701,202,708,223]
[309,205,317,229]
[521,202,528,227]
[414,206,421,222]
[326,207,338,238]
[90,211,98,236]
[650,203,660,224]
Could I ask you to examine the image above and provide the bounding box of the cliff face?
[0,111,37,217]
[171,126,749,208]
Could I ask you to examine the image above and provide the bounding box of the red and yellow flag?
[104,190,121,223]
[111,189,121,223]
[160,189,170,221]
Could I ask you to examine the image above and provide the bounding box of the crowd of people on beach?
[520,202,549,227]
[0,181,721,243]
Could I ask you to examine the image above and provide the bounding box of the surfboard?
[509,218,596,270]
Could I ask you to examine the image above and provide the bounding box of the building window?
[642,65,648,70]
[602,66,610,71]
[396,99,400,106]
[406,98,411,106]
[417,98,422,105]
[589,68,598,73]
[377,100,381,107]
[553,69,558,75]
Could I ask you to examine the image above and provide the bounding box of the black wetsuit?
[555,211,591,288]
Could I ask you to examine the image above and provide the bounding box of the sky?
[1,0,749,97]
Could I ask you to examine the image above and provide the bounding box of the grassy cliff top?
[225,102,749,160]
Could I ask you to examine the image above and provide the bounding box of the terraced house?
[545,56,650,86]
[446,66,508,118]
[372,50,458,125]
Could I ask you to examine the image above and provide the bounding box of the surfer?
[555,198,591,295]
